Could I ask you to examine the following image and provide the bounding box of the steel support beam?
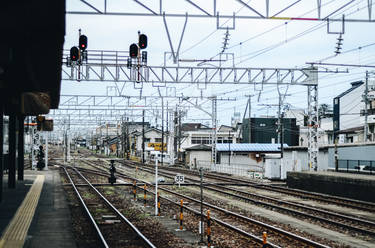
[211,97,217,167]
[66,0,371,23]
[8,115,16,188]
[307,85,318,171]
[62,55,312,85]
[0,102,3,201]
[17,116,24,181]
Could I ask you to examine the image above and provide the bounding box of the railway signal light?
[70,46,79,61]
[141,51,147,63]
[129,43,138,58]
[79,35,88,51]
[138,34,147,49]
[108,160,116,185]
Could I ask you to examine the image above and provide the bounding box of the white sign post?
[174,174,184,187]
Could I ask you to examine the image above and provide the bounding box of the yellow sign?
[148,142,167,151]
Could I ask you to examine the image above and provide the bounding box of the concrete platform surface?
[0,168,76,248]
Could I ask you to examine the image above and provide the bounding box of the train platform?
[286,170,375,202]
[0,167,76,248]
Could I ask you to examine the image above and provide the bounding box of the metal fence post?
[180,199,183,230]
[143,184,147,207]
[157,192,160,216]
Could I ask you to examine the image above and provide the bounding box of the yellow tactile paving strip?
[0,175,45,248]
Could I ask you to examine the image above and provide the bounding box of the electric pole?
[364,71,369,142]
[248,95,251,143]
[161,97,164,166]
[142,110,145,164]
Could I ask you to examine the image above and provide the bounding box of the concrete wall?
[219,153,263,167]
[219,153,264,176]
[186,150,211,168]
[287,171,375,202]
[283,149,329,172]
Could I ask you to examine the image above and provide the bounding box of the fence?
[335,160,374,174]
[196,160,263,178]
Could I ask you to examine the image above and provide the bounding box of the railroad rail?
[142,161,375,213]
[62,165,156,248]
[75,160,332,247]
[116,160,375,237]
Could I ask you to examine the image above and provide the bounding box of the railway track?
[62,165,156,248]
[114,160,375,238]
[139,161,375,213]
[75,161,334,247]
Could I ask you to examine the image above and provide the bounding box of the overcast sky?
[61,0,375,128]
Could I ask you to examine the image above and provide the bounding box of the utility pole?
[248,95,251,143]
[280,112,284,158]
[116,121,119,157]
[364,71,369,142]
[161,97,164,166]
[211,97,217,167]
[126,117,130,160]
[168,108,175,165]
[121,117,125,157]
[228,130,231,167]
[178,110,182,161]
[106,123,109,156]
[142,110,145,164]
[243,95,253,143]
[278,95,282,144]
[174,108,178,162]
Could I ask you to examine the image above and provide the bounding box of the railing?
[334,160,374,175]
[196,160,263,178]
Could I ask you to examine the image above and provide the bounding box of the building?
[333,80,375,143]
[180,124,239,150]
[185,144,212,168]
[185,143,284,178]
[133,127,167,161]
[241,117,299,146]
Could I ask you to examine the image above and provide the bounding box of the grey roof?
[216,143,287,152]
[185,144,211,151]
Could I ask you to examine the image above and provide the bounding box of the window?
[155,138,162,142]
[192,137,200,144]
[144,138,151,142]
[191,136,212,144]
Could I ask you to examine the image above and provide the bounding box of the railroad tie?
[0,175,45,248]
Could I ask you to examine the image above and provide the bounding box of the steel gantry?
[61,50,314,86]
[60,51,321,169]
[67,0,374,23]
